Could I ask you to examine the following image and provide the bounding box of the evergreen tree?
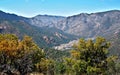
[64,37,113,75]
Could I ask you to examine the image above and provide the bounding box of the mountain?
[52,10,120,55]
[55,10,120,38]
[0,10,28,21]
[0,10,77,48]
[0,10,120,55]
[28,15,65,27]
[29,10,120,39]
[106,30,120,55]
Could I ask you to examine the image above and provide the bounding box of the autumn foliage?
[0,34,45,75]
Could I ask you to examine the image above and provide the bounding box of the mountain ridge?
[0,10,77,48]
[0,10,120,55]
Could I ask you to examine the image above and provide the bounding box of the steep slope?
[0,10,77,48]
[29,15,65,27]
[29,10,120,39]
[106,30,120,55]
[0,10,120,54]
[0,10,28,21]
[56,10,120,38]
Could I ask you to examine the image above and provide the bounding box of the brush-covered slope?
[0,10,77,48]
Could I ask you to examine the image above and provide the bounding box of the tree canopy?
[0,34,45,75]
[64,37,118,75]
[0,34,119,75]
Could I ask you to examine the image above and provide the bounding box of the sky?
[0,0,120,17]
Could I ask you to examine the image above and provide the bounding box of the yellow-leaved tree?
[0,34,45,75]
